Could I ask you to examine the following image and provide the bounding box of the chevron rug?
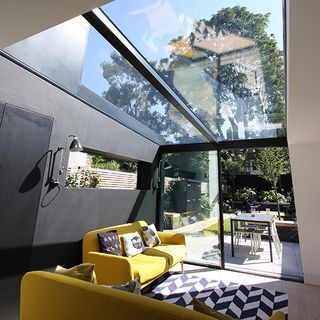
[144,272,288,320]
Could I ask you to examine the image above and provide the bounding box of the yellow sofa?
[20,271,285,320]
[82,221,186,287]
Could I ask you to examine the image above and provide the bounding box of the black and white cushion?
[122,232,145,257]
[141,223,161,247]
[97,230,121,256]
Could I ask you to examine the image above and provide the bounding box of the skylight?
[102,0,286,141]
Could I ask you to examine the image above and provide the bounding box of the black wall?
[234,174,294,193]
[0,56,159,319]
[0,103,53,320]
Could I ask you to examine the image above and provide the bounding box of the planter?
[233,201,290,212]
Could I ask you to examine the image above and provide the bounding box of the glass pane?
[81,26,208,144]
[221,147,302,280]
[103,0,286,140]
[65,150,137,190]
[3,17,208,144]
[163,151,221,266]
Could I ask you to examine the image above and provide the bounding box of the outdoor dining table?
[230,213,274,262]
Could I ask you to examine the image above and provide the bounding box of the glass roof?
[102,0,286,141]
[81,26,208,144]
[3,17,208,145]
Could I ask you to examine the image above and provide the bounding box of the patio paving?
[184,232,303,280]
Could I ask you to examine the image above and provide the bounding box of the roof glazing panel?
[3,17,208,144]
[102,0,286,141]
[82,26,209,144]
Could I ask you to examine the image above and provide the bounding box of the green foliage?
[208,6,285,131]
[65,169,101,188]
[100,6,285,142]
[200,195,214,219]
[102,52,167,132]
[163,179,177,212]
[256,147,290,216]
[100,52,196,143]
[255,147,290,189]
[91,154,137,173]
[221,150,245,183]
[234,187,257,202]
[258,190,288,203]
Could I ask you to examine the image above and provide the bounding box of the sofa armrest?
[269,311,285,320]
[157,231,186,245]
[85,252,134,285]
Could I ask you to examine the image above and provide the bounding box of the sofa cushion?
[143,244,186,266]
[104,278,141,295]
[83,221,147,258]
[141,223,161,247]
[54,263,97,284]
[97,230,121,256]
[130,254,167,284]
[122,232,146,257]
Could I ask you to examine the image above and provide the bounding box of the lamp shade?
[69,137,83,152]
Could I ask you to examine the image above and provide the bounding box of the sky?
[82,0,284,107]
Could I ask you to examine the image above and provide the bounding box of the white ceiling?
[0,0,112,49]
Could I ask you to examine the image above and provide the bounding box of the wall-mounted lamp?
[153,159,172,190]
[69,136,83,152]
[50,135,83,188]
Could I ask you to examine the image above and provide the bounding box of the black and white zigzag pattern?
[145,273,288,320]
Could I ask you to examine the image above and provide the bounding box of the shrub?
[200,195,214,219]
[234,187,257,202]
[65,169,101,188]
[258,190,288,203]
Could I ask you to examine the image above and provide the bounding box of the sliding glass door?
[161,151,221,267]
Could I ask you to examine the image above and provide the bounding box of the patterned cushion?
[97,230,121,256]
[55,263,97,284]
[141,223,161,247]
[122,232,145,257]
[193,298,233,320]
[105,278,141,294]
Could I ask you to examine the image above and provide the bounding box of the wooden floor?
[170,264,320,319]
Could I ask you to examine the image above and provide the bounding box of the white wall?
[287,0,320,285]
[0,0,112,49]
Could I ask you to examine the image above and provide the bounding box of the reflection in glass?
[3,17,208,145]
[103,1,286,140]
[163,151,220,266]
[82,27,208,144]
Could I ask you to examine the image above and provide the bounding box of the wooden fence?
[67,168,137,190]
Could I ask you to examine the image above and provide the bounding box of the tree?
[65,169,101,188]
[101,52,168,134]
[221,150,245,209]
[207,7,285,133]
[101,52,197,143]
[255,147,290,218]
[91,154,137,173]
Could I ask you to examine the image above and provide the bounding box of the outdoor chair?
[243,200,261,213]
[234,222,257,254]
[252,219,281,258]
